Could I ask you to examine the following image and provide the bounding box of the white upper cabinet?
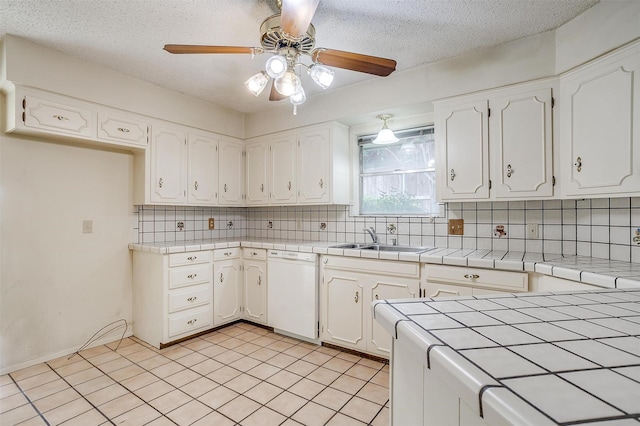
[298,128,331,204]
[245,141,269,205]
[218,138,245,206]
[150,125,187,204]
[270,134,297,204]
[23,93,96,139]
[97,110,149,148]
[187,133,218,205]
[436,99,490,201]
[435,80,555,201]
[560,42,640,198]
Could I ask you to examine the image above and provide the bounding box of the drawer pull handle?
[323,258,328,264]
[220,273,224,283]
[187,297,197,302]
[287,181,292,191]
[354,291,359,303]
[575,156,582,172]
[187,274,197,279]
[260,183,264,193]
[158,177,163,188]
[258,276,262,286]
[506,164,513,178]
[53,114,69,121]
[224,251,232,256]
[252,251,258,256]
[375,294,379,300]
[450,169,456,181]
[224,183,228,192]
[187,319,197,325]
[187,256,197,261]
[194,181,199,191]
[117,127,130,133]
[464,274,480,279]
[319,178,323,188]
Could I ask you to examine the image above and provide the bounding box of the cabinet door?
[321,270,366,351]
[97,111,148,147]
[218,139,244,205]
[367,277,419,356]
[298,128,330,204]
[561,46,640,197]
[423,282,473,298]
[213,260,243,325]
[245,141,269,205]
[491,88,554,198]
[23,94,96,138]
[187,133,218,205]
[150,125,187,204]
[270,135,297,204]
[244,259,267,324]
[436,99,490,200]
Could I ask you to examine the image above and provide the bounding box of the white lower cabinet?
[132,250,213,348]
[423,264,529,297]
[243,248,267,325]
[320,256,420,357]
[213,248,243,326]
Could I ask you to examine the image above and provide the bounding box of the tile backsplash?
[135,197,640,263]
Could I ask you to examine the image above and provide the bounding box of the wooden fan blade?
[269,80,288,101]
[312,48,397,77]
[164,44,255,54]
[280,0,319,38]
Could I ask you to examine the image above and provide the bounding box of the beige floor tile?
[150,361,185,379]
[306,366,341,386]
[0,403,39,424]
[325,412,367,425]
[236,332,262,343]
[371,406,389,426]
[64,367,104,387]
[10,364,51,382]
[214,350,244,365]
[148,389,191,414]
[286,360,318,376]
[206,365,242,385]
[16,414,48,425]
[41,397,92,425]
[78,344,112,359]
[88,351,122,366]
[146,415,181,426]
[284,345,313,359]
[163,369,201,388]
[73,375,115,396]
[220,327,247,338]
[246,363,281,380]
[230,356,262,373]
[191,411,235,426]
[302,351,334,366]
[202,333,231,345]
[179,377,218,398]
[33,388,80,413]
[182,338,213,352]
[159,346,194,361]
[288,378,325,400]
[175,352,208,368]
[218,395,260,423]
[111,403,161,426]
[225,374,261,394]
[106,337,137,351]
[281,419,304,426]
[243,381,283,405]
[218,338,245,350]
[265,370,302,390]
[0,383,21,399]
[370,370,389,388]
[0,376,11,387]
[0,392,29,414]
[329,375,366,395]
[109,364,145,382]
[85,383,129,406]
[248,347,279,362]
[234,342,262,355]
[47,355,84,370]
[336,352,362,363]
[344,364,378,381]
[120,371,159,392]
[251,336,279,347]
[99,357,134,374]
[316,346,341,357]
[339,396,382,424]
[99,393,144,418]
[166,399,212,425]
[266,353,297,369]
[57,409,108,425]
[124,348,158,363]
[197,386,238,409]
[381,364,389,373]
[280,337,303,345]
[266,340,295,352]
[135,380,175,402]
[137,355,171,370]
[312,387,352,411]
[240,406,286,426]
[16,371,59,391]
[23,379,70,401]
[323,357,355,373]
[266,391,307,417]
[357,358,385,370]
[115,342,147,356]
[356,382,389,405]
[292,401,336,426]
[190,358,224,376]
[197,344,227,358]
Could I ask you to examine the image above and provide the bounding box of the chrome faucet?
[363,226,378,243]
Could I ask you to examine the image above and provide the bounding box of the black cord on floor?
[67,319,128,360]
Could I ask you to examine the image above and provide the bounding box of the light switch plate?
[527,223,539,239]
[82,220,93,234]
[208,218,215,230]
[448,219,464,235]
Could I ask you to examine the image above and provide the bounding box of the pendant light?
[372,114,399,144]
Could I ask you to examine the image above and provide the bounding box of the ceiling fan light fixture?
[265,55,288,79]
[244,71,269,96]
[274,68,301,97]
[308,64,334,89]
[290,86,306,105]
[372,114,399,145]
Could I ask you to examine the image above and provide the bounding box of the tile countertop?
[373,289,640,425]
[128,239,640,289]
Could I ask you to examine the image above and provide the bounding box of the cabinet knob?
[158,177,163,188]
[258,276,261,286]
[219,273,224,282]
[252,251,258,256]
[187,296,197,302]
[117,127,130,133]
[187,319,197,325]
[354,291,359,303]
[450,169,456,181]
[187,256,197,261]
[464,274,480,280]
[187,274,197,279]
[53,114,69,121]
[224,183,228,192]
[506,164,513,178]
[194,181,199,191]
[224,251,232,256]
[287,181,292,191]
[323,258,328,264]
[375,294,379,300]
[319,178,324,189]
[260,183,264,193]
[575,156,582,172]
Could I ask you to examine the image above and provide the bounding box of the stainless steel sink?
[362,244,432,253]
[330,243,374,249]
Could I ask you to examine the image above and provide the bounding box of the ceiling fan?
[164,0,397,113]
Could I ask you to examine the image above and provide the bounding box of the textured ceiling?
[0,0,599,114]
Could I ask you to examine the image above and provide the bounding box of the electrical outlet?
[448,219,464,235]
[82,220,93,234]
[527,223,539,239]
[208,218,215,230]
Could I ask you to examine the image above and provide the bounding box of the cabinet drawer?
[169,264,212,289]
[169,283,211,313]
[23,95,95,137]
[426,265,528,292]
[213,247,241,260]
[168,306,212,338]
[243,248,266,260]
[97,111,149,147]
[169,251,212,267]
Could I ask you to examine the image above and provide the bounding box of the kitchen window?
[359,125,437,215]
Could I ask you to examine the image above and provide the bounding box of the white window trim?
[349,112,443,218]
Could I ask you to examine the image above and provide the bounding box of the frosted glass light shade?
[244,71,269,96]
[308,64,334,89]
[265,55,287,78]
[290,86,306,105]
[274,71,301,97]
[372,128,399,144]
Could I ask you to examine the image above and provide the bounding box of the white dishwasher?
[267,250,319,342]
